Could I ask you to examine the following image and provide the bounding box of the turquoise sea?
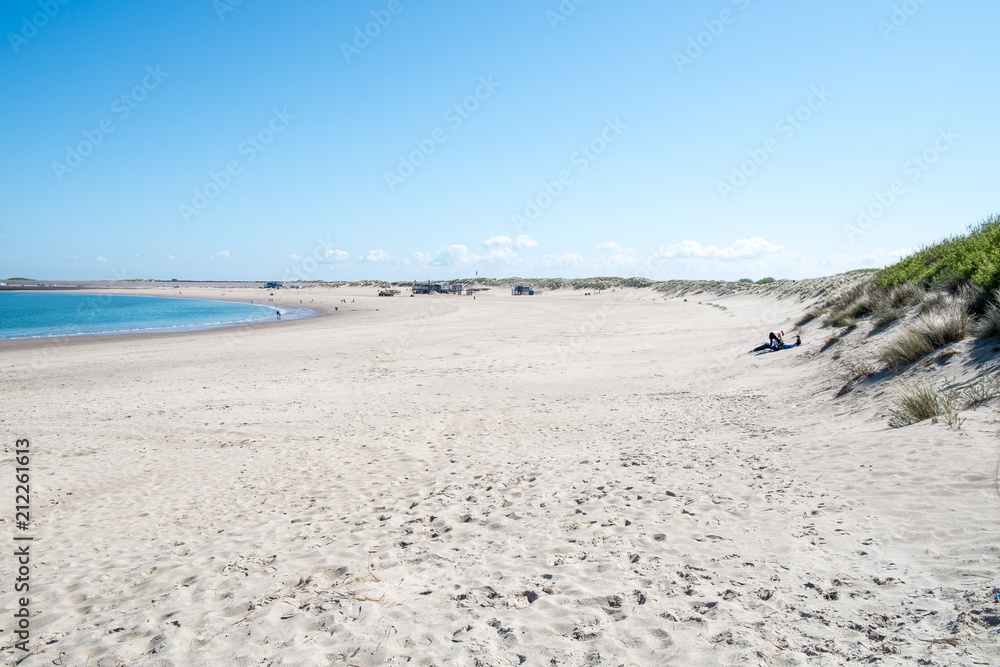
[0,292,313,340]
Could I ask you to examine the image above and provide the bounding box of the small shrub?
[737,278,753,284]
[756,277,775,284]
[962,369,1000,408]
[973,301,1000,339]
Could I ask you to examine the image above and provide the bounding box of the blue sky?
[1,0,997,281]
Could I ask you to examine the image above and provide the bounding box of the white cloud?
[166,254,176,261]
[415,244,522,267]
[596,253,638,270]
[485,235,536,249]
[819,248,915,268]
[514,235,537,248]
[439,245,471,264]
[323,249,350,262]
[211,250,231,260]
[542,253,584,268]
[362,249,390,263]
[655,237,784,260]
[96,256,107,263]
[595,241,621,250]
[480,247,517,263]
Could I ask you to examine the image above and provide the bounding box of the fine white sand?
[1,285,998,666]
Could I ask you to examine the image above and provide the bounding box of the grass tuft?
[888,382,964,429]
[878,327,935,369]
[796,307,823,327]
[887,283,924,307]
[888,382,946,427]
[838,359,877,383]
[877,306,969,369]
[973,300,1000,339]
[919,306,969,347]
[962,368,1000,408]
[872,304,906,328]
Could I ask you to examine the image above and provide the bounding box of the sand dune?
[1,285,998,665]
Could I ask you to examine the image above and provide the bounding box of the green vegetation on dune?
[875,213,1000,293]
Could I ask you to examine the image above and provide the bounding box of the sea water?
[0,292,312,340]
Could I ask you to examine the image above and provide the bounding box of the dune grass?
[888,369,999,428]
[838,359,877,383]
[876,213,1000,294]
[877,305,969,369]
[973,300,1000,339]
[888,382,963,429]
[796,307,824,327]
[878,328,936,369]
[962,368,1000,407]
[888,382,947,427]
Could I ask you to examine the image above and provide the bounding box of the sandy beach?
[1,285,998,666]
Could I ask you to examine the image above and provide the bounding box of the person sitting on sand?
[778,335,801,349]
[750,333,801,353]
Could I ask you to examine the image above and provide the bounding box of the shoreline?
[0,288,330,349]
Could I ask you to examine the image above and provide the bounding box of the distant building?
[410,281,480,295]
[512,285,537,296]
